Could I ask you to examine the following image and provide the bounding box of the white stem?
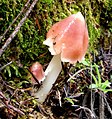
[34,54,62,103]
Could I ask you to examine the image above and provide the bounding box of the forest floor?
[0,0,112,119]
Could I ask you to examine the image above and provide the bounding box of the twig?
[7,104,25,115]
[0,91,25,115]
[0,91,8,101]
[104,95,112,116]
[90,64,97,118]
[79,106,95,119]
[91,92,96,118]
[90,63,93,111]
[0,61,12,71]
[79,91,89,118]
[79,90,97,119]
[99,92,104,119]
[63,86,68,97]
[57,89,62,107]
[0,0,31,42]
[67,67,90,82]
[0,0,38,57]
[73,105,96,119]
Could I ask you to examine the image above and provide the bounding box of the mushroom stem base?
[34,54,62,103]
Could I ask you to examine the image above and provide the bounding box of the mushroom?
[34,12,88,103]
[30,62,45,83]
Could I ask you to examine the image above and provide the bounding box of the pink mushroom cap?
[43,12,88,64]
[30,62,45,83]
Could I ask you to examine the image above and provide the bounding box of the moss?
[0,0,111,75]
[0,0,111,74]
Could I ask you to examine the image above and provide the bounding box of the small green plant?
[81,60,112,93]
[89,63,112,93]
[64,97,75,105]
